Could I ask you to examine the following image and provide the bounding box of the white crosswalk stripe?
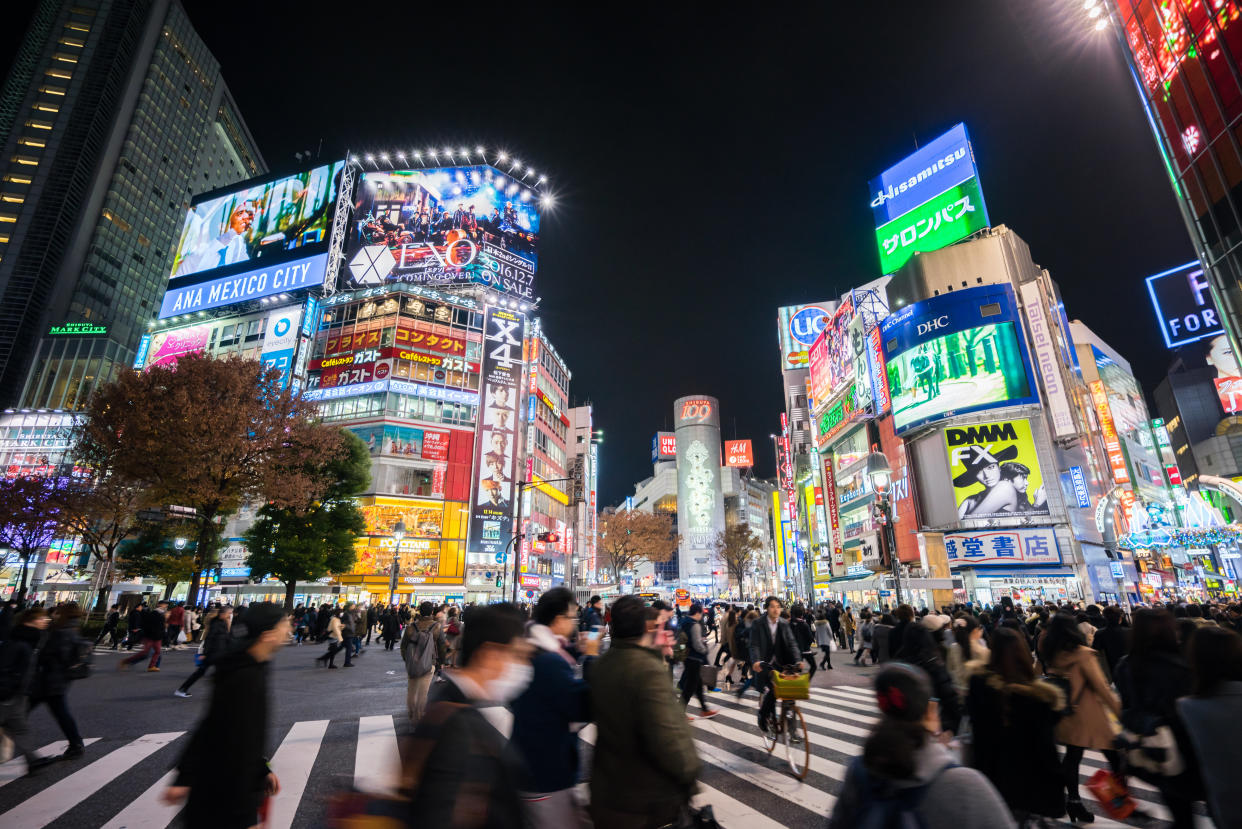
[0,737,100,788]
[0,698,1206,829]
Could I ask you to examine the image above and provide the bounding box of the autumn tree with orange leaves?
[80,353,347,606]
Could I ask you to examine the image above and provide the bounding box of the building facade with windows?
[0,0,263,411]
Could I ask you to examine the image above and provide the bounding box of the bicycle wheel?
[783,705,810,779]
[760,709,777,753]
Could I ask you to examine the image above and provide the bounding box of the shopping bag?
[177,629,187,645]
[699,664,718,690]
[1085,769,1136,821]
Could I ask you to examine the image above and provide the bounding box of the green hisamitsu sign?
[48,322,108,336]
[875,176,989,274]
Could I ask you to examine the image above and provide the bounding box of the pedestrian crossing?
[0,682,1208,828]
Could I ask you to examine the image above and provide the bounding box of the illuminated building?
[569,405,600,595]
[1108,0,1242,355]
[0,0,263,410]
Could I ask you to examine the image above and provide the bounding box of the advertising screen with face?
[881,285,1037,434]
[343,167,539,299]
[944,419,1050,521]
[468,308,525,555]
[161,161,343,317]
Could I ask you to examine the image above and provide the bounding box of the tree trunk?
[187,568,202,608]
[15,554,30,605]
[284,580,296,611]
[162,581,175,601]
[95,585,111,612]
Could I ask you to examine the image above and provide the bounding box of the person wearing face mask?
[589,595,701,829]
[406,603,533,829]
[511,588,600,827]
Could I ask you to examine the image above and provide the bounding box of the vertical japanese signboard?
[1090,380,1130,485]
[259,306,302,390]
[469,307,525,557]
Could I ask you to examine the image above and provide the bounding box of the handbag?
[177,628,187,645]
[1115,713,1185,778]
[1085,769,1136,820]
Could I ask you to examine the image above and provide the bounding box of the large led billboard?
[776,302,834,370]
[868,123,989,274]
[881,285,1037,434]
[1145,260,1222,348]
[161,161,345,318]
[342,167,539,300]
[944,419,1049,520]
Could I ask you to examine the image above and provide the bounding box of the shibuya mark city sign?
[868,122,990,274]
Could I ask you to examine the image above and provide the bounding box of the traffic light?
[495,576,504,588]
[537,531,560,543]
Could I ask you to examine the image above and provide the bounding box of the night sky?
[2,1,1195,507]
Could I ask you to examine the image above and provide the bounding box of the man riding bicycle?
[748,596,804,732]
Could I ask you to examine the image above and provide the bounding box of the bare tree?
[715,522,765,598]
[596,508,679,584]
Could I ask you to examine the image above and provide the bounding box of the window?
[17,138,45,148]
[3,175,31,184]
[57,37,86,48]
[38,86,66,96]
[44,69,71,80]
[24,120,53,130]
[52,53,78,64]
[0,214,18,224]
[1,194,24,204]
[65,23,91,32]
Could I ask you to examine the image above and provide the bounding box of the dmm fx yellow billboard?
[944,419,1049,521]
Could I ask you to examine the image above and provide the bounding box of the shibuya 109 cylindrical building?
[674,394,725,594]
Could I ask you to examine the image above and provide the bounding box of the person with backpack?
[175,605,232,698]
[855,609,876,665]
[401,602,442,724]
[828,663,1015,829]
[511,588,599,827]
[789,605,817,680]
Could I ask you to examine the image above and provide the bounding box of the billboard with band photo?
[161,161,345,317]
[881,284,1038,434]
[944,418,1049,520]
[342,167,539,300]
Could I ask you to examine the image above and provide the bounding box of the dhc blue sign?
[159,252,327,318]
[868,123,981,226]
[1068,466,1091,508]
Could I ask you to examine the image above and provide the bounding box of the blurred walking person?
[94,604,120,649]
[0,609,59,774]
[163,604,289,829]
[175,606,232,698]
[120,600,166,671]
[400,602,441,723]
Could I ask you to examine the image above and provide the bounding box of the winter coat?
[966,664,1066,818]
[326,615,343,642]
[859,619,875,646]
[828,739,1016,829]
[1178,681,1242,827]
[790,617,814,654]
[590,640,700,820]
[680,616,708,663]
[200,617,231,663]
[381,612,400,640]
[718,618,736,654]
[510,623,591,794]
[166,605,185,627]
[843,612,856,636]
[174,649,272,828]
[1047,646,1120,749]
[1114,651,1202,796]
[16,622,75,699]
[140,608,166,641]
[814,619,834,647]
[1092,623,1130,680]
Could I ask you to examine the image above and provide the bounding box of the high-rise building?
[0,0,263,409]
[1107,1,1242,354]
[568,405,599,593]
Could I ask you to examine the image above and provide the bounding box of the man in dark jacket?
[790,605,817,680]
[164,603,289,829]
[511,588,598,827]
[124,603,144,649]
[677,603,718,719]
[175,606,232,697]
[580,596,604,633]
[1093,604,1131,680]
[121,601,166,671]
[406,603,531,829]
[590,595,700,829]
[95,604,121,648]
[748,595,803,732]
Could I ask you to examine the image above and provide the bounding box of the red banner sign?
[724,439,754,467]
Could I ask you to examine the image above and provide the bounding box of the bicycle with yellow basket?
[758,664,811,779]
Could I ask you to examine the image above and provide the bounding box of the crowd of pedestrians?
[1,589,1241,828]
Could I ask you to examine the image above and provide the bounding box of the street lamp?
[866,452,904,607]
[389,521,406,605]
[174,537,187,551]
